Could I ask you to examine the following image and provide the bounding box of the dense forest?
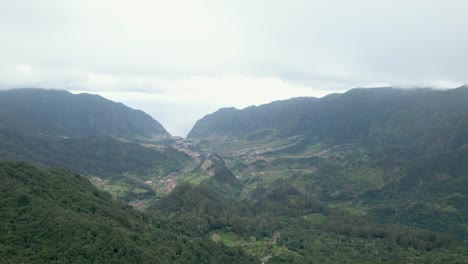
[0,161,257,263]
[147,158,467,263]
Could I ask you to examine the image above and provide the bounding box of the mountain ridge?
[0,88,169,138]
[188,86,468,145]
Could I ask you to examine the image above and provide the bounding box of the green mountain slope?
[0,89,191,203]
[0,117,191,201]
[188,86,468,146]
[185,86,468,244]
[0,161,257,263]
[0,88,169,138]
[0,124,186,177]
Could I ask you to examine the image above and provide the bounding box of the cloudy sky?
[1,0,467,136]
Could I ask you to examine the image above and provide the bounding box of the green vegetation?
[212,231,296,262]
[0,130,187,178]
[2,87,468,262]
[182,87,468,262]
[0,119,191,202]
[150,180,466,263]
[188,87,468,147]
[0,161,257,263]
[0,89,186,203]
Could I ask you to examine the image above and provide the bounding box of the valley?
[1,87,467,263]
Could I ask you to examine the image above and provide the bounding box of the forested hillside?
[150,178,466,263]
[0,89,190,203]
[184,87,468,261]
[0,161,257,263]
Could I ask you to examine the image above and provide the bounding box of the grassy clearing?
[180,172,210,185]
[303,213,326,225]
[106,181,130,197]
[212,231,298,261]
[330,201,369,216]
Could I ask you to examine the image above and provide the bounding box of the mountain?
[0,117,190,202]
[0,161,258,263]
[188,86,468,147]
[0,88,169,138]
[185,86,468,244]
[151,83,468,262]
[0,89,188,203]
[2,86,468,263]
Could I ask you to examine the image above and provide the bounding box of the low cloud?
[1,0,467,135]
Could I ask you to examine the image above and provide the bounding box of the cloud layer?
[1,0,467,136]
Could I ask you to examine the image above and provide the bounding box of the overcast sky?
[1,0,467,136]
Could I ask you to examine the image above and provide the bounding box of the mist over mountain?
[0,88,169,138]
